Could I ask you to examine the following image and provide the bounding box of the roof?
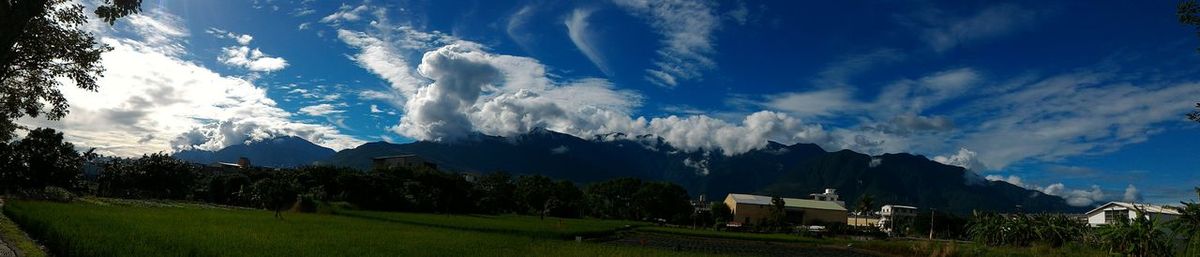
[726,193,847,211]
[1085,202,1180,216]
[213,162,241,167]
[882,205,917,209]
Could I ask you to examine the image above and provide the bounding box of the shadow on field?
[605,232,886,257]
[333,211,638,240]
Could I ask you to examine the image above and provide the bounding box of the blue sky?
[21,0,1200,205]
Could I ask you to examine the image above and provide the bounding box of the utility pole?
[928,208,935,240]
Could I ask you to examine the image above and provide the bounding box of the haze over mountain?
[323,129,1084,214]
[173,136,335,168]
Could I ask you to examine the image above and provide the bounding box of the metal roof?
[727,193,847,211]
[1085,202,1180,216]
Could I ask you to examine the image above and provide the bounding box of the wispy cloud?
[565,8,612,76]
[904,3,1042,52]
[612,0,719,87]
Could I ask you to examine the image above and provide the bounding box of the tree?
[711,202,733,227]
[855,193,875,227]
[583,177,642,220]
[244,173,299,219]
[1168,187,1200,257]
[0,128,82,194]
[769,196,787,228]
[97,153,198,199]
[0,0,145,140]
[515,175,555,219]
[474,172,516,214]
[632,182,692,223]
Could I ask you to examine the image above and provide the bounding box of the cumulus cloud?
[1042,183,1105,207]
[565,8,612,76]
[17,8,361,156]
[612,0,719,87]
[1123,184,1143,202]
[933,148,988,172]
[218,46,289,72]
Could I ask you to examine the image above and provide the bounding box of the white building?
[1085,202,1180,227]
[808,188,845,207]
[878,205,918,234]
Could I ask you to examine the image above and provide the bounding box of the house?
[204,157,251,174]
[372,155,438,170]
[809,188,844,206]
[723,193,848,226]
[1085,202,1180,227]
[878,205,918,234]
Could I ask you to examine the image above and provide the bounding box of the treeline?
[0,128,696,223]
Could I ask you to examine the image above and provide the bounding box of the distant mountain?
[323,128,1085,214]
[173,136,335,168]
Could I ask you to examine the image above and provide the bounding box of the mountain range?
[176,129,1086,214]
[173,136,335,168]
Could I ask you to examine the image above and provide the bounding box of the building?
[809,188,843,204]
[372,155,438,170]
[878,205,918,234]
[723,193,848,226]
[1085,202,1180,227]
[204,157,250,174]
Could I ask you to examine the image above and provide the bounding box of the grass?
[0,204,47,257]
[636,226,824,244]
[637,226,1108,257]
[2,200,729,257]
[338,209,645,239]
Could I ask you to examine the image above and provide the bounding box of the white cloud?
[236,34,253,45]
[299,104,345,116]
[910,3,1040,52]
[984,174,1024,187]
[369,104,384,113]
[218,46,289,72]
[505,5,536,52]
[761,88,857,118]
[298,22,311,30]
[933,147,988,172]
[565,8,612,76]
[1042,183,1105,207]
[1124,184,1143,202]
[17,8,361,156]
[320,3,369,23]
[612,0,719,87]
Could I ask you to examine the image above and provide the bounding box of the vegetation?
[1096,211,1174,257]
[3,200,722,257]
[0,207,47,257]
[966,213,1087,247]
[0,128,82,195]
[0,0,145,140]
[1168,187,1200,257]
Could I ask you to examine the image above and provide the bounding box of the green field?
[2,200,725,257]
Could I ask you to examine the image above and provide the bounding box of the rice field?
[2,200,726,257]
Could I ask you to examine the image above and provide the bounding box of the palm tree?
[1167,187,1200,257]
[855,194,874,228]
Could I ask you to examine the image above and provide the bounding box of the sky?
[17,0,1200,205]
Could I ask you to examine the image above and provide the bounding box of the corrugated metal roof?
[727,193,847,211]
[1086,202,1180,216]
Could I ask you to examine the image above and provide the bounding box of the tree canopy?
[0,0,143,140]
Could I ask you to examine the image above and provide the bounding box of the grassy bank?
[3,200,724,257]
[0,204,47,257]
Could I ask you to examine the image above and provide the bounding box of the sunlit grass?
[3,200,725,257]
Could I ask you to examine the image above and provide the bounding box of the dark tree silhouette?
[0,0,144,140]
[0,128,82,193]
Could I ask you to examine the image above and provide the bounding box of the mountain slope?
[323,129,1084,214]
[173,136,335,168]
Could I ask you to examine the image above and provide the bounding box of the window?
[1104,210,1128,224]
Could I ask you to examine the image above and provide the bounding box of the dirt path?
[605,232,882,257]
[0,199,17,257]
